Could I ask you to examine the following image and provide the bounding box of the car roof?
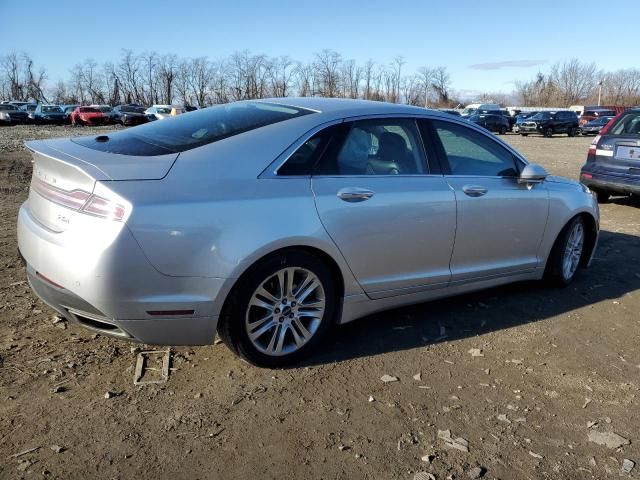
[251,97,452,121]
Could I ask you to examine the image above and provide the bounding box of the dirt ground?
[0,125,639,480]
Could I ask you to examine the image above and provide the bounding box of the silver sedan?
[17,98,599,367]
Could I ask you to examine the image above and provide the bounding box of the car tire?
[544,216,586,287]
[544,127,553,137]
[499,126,507,135]
[521,133,528,137]
[218,249,337,368]
[593,189,611,203]
[567,127,576,137]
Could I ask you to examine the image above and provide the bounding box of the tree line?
[0,50,453,108]
[1,50,639,108]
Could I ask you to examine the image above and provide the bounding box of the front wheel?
[544,127,554,137]
[567,127,576,137]
[521,133,529,137]
[545,216,586,286]
[218,250,337,367]
[499,125,507,135]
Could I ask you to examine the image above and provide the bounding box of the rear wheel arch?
[219,245,345,327]
[577,212,598,267]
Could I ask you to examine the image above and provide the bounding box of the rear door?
[424,118,549,282]
[311,117,456,298]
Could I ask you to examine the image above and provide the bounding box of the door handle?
[337,187,375,202]
[462,184,488,197]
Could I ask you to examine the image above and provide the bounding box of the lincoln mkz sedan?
[17,98,599,367]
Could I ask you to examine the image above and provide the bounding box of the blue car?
[580,108,640,202]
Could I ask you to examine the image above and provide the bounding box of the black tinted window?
[72,102,314,156]
[314,119,427,175]
[432,120,518,177]
[278,125,342,176]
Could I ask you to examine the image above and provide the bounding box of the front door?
[426,119,549,282]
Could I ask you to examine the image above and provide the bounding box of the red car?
[71,106,109,126]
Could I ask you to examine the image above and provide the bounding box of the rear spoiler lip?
[25,139,112,181]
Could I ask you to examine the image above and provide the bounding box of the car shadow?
[300,229,640,367]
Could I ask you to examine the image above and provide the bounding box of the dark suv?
[519,111,579,137]
[468,113,510,134]
[580,108,640,202]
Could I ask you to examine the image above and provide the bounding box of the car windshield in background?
[97,107,112,112]
[42,106,62,113]
[530,112,551,120]
[79,107,100,113]
[121,106,144,113]
[0,105,17,111]
[609,111,640,135]
[156,108,171,114]
[72,101,314,155]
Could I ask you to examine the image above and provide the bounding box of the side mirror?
[518,163,548,187]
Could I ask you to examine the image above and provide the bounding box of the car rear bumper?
[580,167,640,195]
[17,202,226,345]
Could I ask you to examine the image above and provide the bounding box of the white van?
[461,103,501,117]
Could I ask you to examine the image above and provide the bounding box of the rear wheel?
[544,127,554,137]
[499,125,507,135]
[218,250,337,367]
[545,216,586,286]
[567,127,576,137]
[521,133,529,137]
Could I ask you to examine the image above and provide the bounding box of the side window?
[278,124,343,176]
[314,118,427,175]
[431,120,519,177]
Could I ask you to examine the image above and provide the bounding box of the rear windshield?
[608,111,640,135]
[72,101,314,156]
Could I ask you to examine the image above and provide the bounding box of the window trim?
[262,112,529,179]
[427,118,525,178]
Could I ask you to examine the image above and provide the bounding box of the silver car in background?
[17,98,599,367]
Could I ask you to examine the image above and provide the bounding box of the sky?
[2,0,639,99]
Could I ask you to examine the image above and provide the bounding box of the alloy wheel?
[245,267,326,356]
[562,222,584,280]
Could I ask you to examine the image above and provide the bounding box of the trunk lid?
[25,138,177,232]
[596,135,640,175]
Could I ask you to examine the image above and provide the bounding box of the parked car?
[62,105,80,124]
[91,105,117,123]
[580,116,614,135]
[71,106,109,125]
[468,113,510,134]
[519,111,579,137]
[0,103,29,125]
[580,108,640,202]
[8,101,30,109]
[495,110,516,130]
[144,105,175,120]
[461,103,501,117]
[34,105,66,124]
[579,109,617,126]
[113,105,150,126]
[17,98,600,367]
[19,103,37,123]
[513,111,539,133]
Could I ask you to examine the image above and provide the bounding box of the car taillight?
[31,176,125,221]
[587,135,601,162]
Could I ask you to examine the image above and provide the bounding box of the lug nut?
[289,314,294,319]
[275,308,280,314]
[291,302,296,307]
